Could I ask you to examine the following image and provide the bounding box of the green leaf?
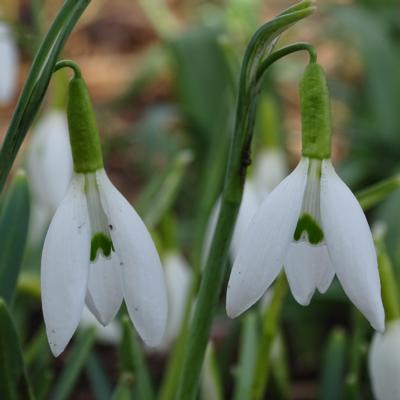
[233,313,258,400]
[0,170,30,305]
[51,328,96,400]
[86,352,112,400]
[137,150,193,228]
[0,299,35,400]
[318,328,347,400]
[118,317,155,400]
[0,0,91,194]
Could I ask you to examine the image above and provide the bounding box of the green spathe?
[67,76,103,173]
[300,63,331,159]
[293,213,324,245]
[90,232,114,262]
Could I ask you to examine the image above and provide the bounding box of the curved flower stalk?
[41,63,167,356]
[227,62,384,331]
[0,21,18,104]
[369,321,400,400]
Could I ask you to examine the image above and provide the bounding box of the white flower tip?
[46,327,70,357]
[371,311,385,333]
[226,286,249,319]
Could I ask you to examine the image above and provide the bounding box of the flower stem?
[0,0,90,194]
[175,3,315,399]
[374,230,400,323]
[356,174,400,211]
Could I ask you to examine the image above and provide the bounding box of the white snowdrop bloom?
[41,68,167,356]
[79,306,121,345]
[203,180,259,263]
[369,321,400,400]
[226,62,384,331]
[161,252,192,348]
[252,149,287,201]
[27,110,73,211]
[0,21,18,104]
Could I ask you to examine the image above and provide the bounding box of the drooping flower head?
[41,64,167,356]
[227,61,384,331]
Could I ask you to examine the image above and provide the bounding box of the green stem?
[0,0,90,194]
[374,232,400,322]
[251,273,288,400]
[54,59,82,78]
[356,174,400,211]
[175,3,315,399]
[256,42,317,82]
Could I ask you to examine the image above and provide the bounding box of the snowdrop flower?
[204,181,259,262]
[252,149,287,201]
[41,65,167,356]
[227,62,384,331]
[160,251,192,348]
[27,110,73,211]
[0,21,18,104]
[26,110,73,243]
[369,321,400,400]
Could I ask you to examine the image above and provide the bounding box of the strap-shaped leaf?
[0,299,35,400]
[0,170,30,305]
[0,0,91,194]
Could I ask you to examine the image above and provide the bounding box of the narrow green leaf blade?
[0,299,35,400]
[51,327,96,400]
[0,170,30,305]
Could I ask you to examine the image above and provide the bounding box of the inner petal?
[85,173,114,262]
[293,158,324,245]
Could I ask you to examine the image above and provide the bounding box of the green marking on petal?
[293,213,324,245]
[90,232,114,262]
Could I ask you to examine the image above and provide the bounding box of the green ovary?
[90,232,114,262]
[293,213,324,245]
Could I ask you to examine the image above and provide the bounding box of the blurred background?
[0,0,400,399]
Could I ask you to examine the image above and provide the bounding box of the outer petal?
[368,321,400,400]
[96,170,167,346]
[226,158,308,318]
[0,22,18,104]
[284,243,334,305]
[320,160,384,331]
[86,252,123,326]
[41,174,90,356]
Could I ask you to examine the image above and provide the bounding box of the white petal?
[226,158,308,318]
[320,160,384,331]
[26,111,73,211]
[202,181,259,267]
[96,170,167,346]
[162,252,192,348]
[86,252,123,326]
[41,174,90,356]
[284,243,334,305]
[253,149,288,201]
[0,22,18,104]
[230,180,260,260]
[368,321,400,400]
